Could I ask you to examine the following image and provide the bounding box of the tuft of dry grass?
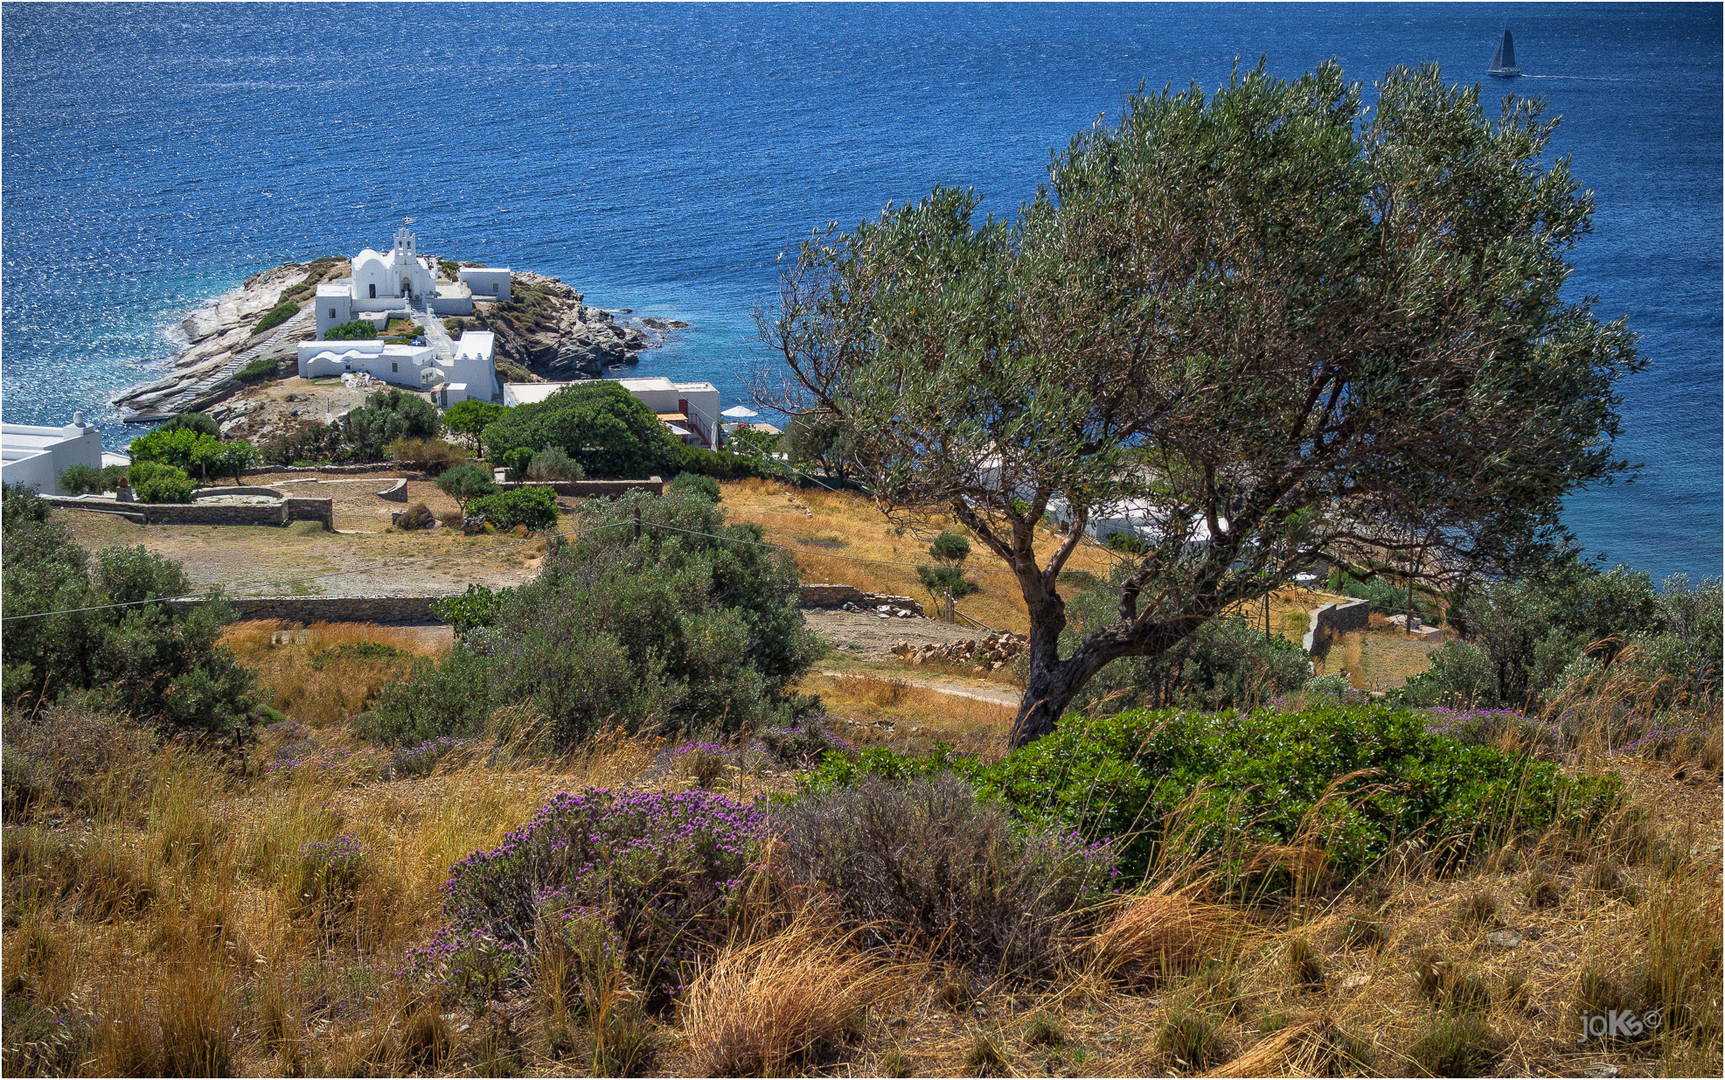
[1087,890,1260,985]
[680,906,906,1076]
[796,671,1016,758]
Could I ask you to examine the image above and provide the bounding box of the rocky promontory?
[456,271,688,380]
[113,258,683,419]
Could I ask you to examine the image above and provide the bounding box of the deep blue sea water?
[3,3,1719,581]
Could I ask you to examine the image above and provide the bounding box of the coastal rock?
[479,270,675,380]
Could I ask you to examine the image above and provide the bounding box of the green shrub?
[481,382,680,478]
[442,399,507,450]
[158,412,220,438]
[56,465,105,495]
[467,486,557,531]
[234,356,279,383]
[367,491,818,748]
[435,462,497,511]
[1,485,253,738]
[127,461,196,503]
[324,319,379,340]
[669,472,719,502]
[430,583,509,635]
[342,388,441,462]
[1328,568,1439,622]
[916,563,977,601]
[525,446,585,482]
[254,300,300,335]
[979,705,1620,892]
[261,421,345,466]
[676,443,771,480]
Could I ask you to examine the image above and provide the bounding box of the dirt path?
[813,667,1022,706]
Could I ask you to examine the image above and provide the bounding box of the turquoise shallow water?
[2,3,1719,580]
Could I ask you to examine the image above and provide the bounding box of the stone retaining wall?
[172,595,445,624]
[493,477,664,498]
[194,486,286,499]
[44,495,333,530]
[799,583,925,616]
[1302,598,1372,655]
[249,463,410,476]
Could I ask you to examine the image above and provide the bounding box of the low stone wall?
[249,463,409,476]
[1302,598,1372,655]
[492,477,664,498]
[799,583,925,616]
[377,479,409,502]
[43,495,333,530]
[195,486,285,499]
[173,594,446,624]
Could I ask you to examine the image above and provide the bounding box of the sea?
[2,3,1719,582]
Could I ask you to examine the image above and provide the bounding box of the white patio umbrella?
[720,405,759,419]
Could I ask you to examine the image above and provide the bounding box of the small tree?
[784,410,857,481]
[917,530,977,604]
[436,462,498,512]
[761,63,1641,747]
[443,399,506,452]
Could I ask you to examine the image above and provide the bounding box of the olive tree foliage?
[758,63,1641,747]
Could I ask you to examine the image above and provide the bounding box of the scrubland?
[3,614,1719,1079]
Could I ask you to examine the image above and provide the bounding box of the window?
[369,283,376,299]
[491,282,498,294]
[391,362,398,373]
[329,308,336,318]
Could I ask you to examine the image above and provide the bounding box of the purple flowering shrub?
[387,736,481,778]
[293,835,368,921]
[671,741,730,790]
[774,773,1117,982]
[1424,707,1566,757]
[759,719,852,767]
[414,789,768,1009]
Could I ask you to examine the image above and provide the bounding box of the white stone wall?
[458,267,512,302]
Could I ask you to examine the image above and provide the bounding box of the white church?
[298,226,512,403]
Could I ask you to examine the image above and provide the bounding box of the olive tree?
[759,63,1641,747]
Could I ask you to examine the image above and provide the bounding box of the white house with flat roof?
[314,227,512,339]
[299,329,499,402]
[502,377,721,447]
[1,413,103,494]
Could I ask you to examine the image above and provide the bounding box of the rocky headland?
[112,258,683,421]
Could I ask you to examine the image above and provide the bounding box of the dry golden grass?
[795,670,1017,758]
[1087,890,1264,985]
[223,619,448,727]
[678,905,909,1076]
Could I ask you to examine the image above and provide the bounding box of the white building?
[502,377,722,447]
[298,329,499,402]
[1,413,104,495]
[313,227,512,339]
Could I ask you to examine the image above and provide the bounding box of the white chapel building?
[298,226,511,403]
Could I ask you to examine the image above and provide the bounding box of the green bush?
[669,471,720,502]
[525,446,584,482]
[56,465,105,495]
[342,388,441,463]
[916,563,977,601]
[0,484,254,738]
[1328,569,1439,622]
[435,463,497,511]
[234,356,279,384]
[127,461,196,503]
[254,300,300,335]
[261,421,345,466]
[466,486,557,531]
[980,705,1620,892]
[676,443,771,480]
[158,413,220,439]
[481,381,680,479]
[324,319,379,340]
[367,491,818,748]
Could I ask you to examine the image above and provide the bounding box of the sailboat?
[1487,26,1521,77]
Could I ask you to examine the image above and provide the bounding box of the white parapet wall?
[1,414,104,495]
[458,267,512,302]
